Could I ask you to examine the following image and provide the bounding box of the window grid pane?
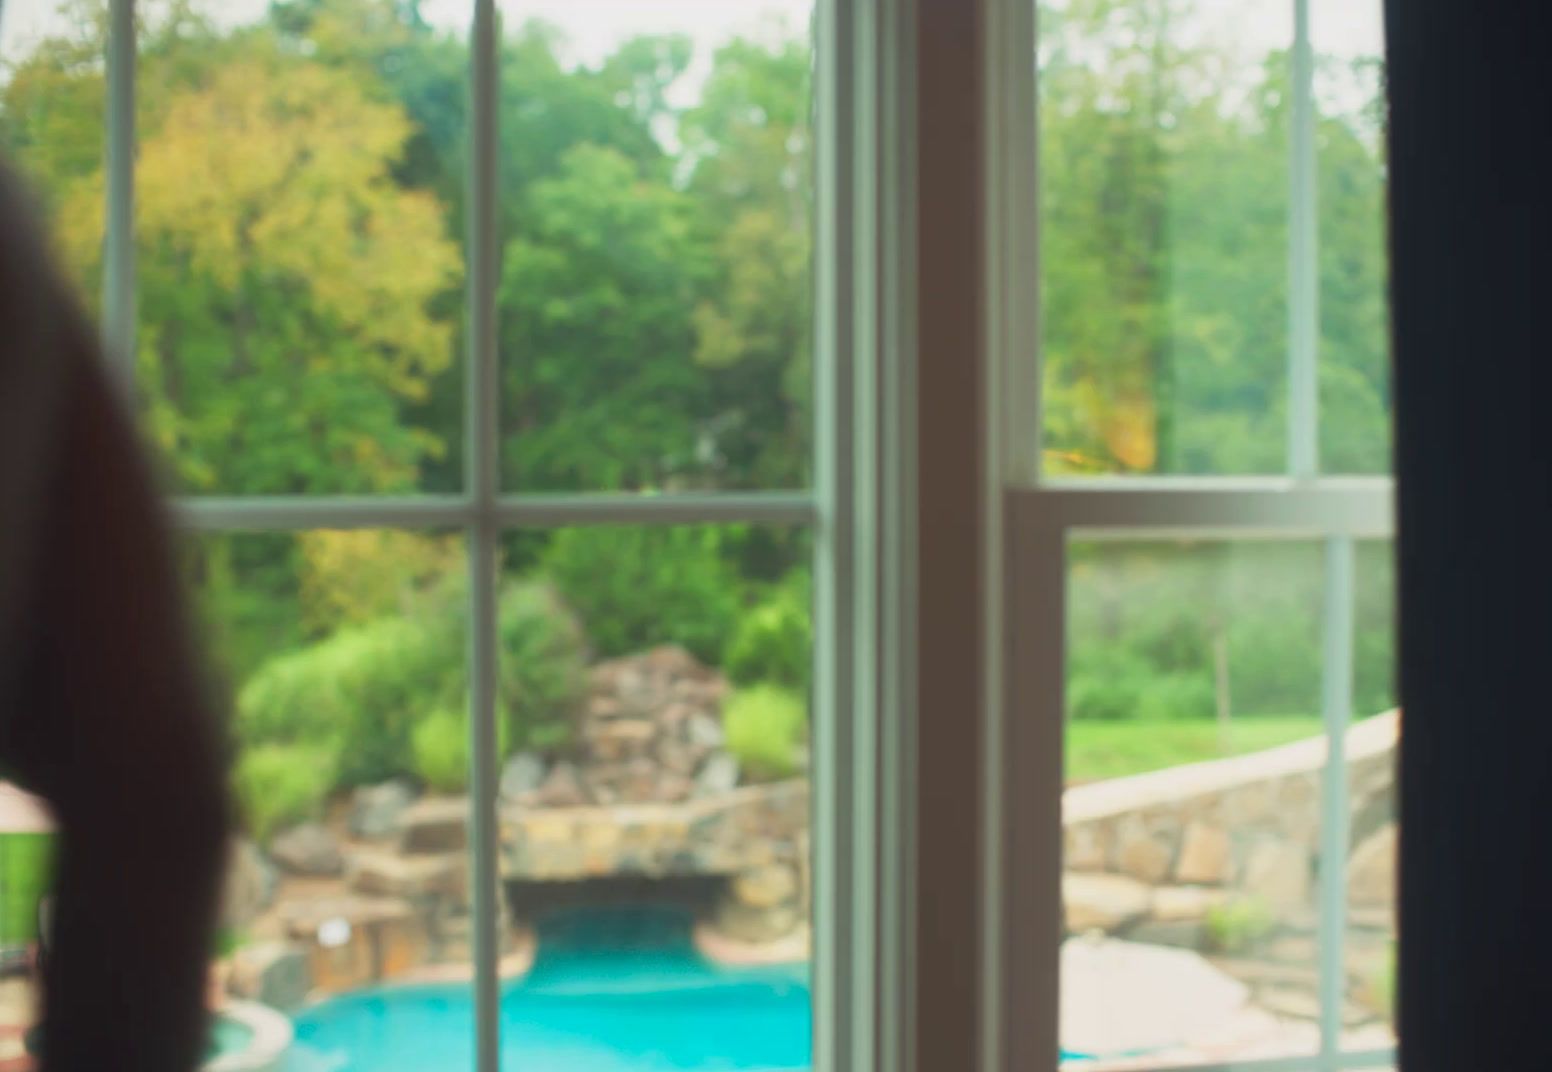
[2,2,832,1072]
[1016,0,1393,1051]
[1007,495,1394,1072]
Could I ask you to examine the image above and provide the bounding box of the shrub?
[539,526,742,665]
[1227,613,1322,716]
[412,708,472,793]
[234,743,337,840]
[499,581,588,752]
[237,614,462,786]
[1067,647,1152,721]
[724,685,808,781]
[1134,672,1217,722]
[237,574,585,794]
[1205,896,1277,954]
[1068,673,1143,722]
[726,577,812,692]
[411,706,516,793]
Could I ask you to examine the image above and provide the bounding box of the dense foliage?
[233,577,585,824]
[539,526,744,666]
[726,569,812,694]
[724,686,809,782]
[1039,0,1389,476]
[1069,541,1395,729]
[0,0,1394,826]
[234,743,339,841]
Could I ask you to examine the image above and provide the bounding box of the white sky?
[2,1,815,67]
[3,0,1382,106]
[3,0,1381,62]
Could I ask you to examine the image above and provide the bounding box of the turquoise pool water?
[285,907,811,1072]
[211,1015,256,1058]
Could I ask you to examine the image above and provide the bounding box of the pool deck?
[694,921,811,967]
[1060,936,1394,1069]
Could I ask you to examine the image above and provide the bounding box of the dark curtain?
[1388,2,1552,1068]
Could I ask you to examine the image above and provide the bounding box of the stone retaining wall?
[227,716,1396,1011]
[501,780,810,942]
[500,780,808,880]
[1061,712,1399,1022]
[1063,712,1397,936]
[228,779,813,1006]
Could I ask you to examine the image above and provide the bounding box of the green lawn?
[1066,716,1326,785]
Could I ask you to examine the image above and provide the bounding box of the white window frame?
[91,1,917,1070]
[980,1,1397,1070]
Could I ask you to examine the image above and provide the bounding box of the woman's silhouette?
[0,155,230,1070]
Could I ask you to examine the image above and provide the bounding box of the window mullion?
[103,0,136,387]
[1011,483,1394,541]
[811,0,865,1065]
[997,499,1066,1072]
[466,2,502,1071]
[493,490,816,527]
[1288,0,1320,478]
[1317,534,1357,1064]
[172,495,474,531]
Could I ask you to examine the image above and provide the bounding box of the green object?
[723,686,808,782]
[1374,940,1397,1019]
[237,613,461,787]
[726,573,813,693]
[540,526,743,666]
[0,833,54,945]
[410,707,513,793]
[496,581,588,754]
[1205,896,1278,954]
[1066,542,1396,730]
[1067,647,1152,722]
[412,709,471,793]
[1133,672,1217,723]
[234,577,585,816]
[234,744,338,840]
[1065,716,1327,784]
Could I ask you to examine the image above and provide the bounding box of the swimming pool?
[284,907,812,1072]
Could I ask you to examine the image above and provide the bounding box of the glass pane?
[1039,0,1291,476]
[0,0,106,311]
[1314,0,1389,475]
[496,1,815,493]
[1064,539,1341,1067]
[1345,539,1397,1054]
[192,530,472,1071]
[131,3,469,496]
[497,523,813,1070]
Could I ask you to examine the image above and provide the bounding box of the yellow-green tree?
[58,47,459,493]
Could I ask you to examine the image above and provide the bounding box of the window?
[986,0,1395,1070]
[1,2,898,1070]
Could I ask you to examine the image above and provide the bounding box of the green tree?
[501,144,706,491]
[1038,0,1388,476]
[1316,56,1390,474]
[684,33,814,488]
